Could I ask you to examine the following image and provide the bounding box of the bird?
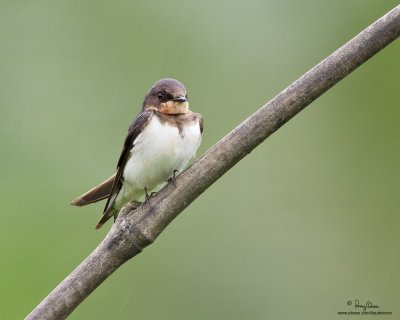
[71,78,203,229]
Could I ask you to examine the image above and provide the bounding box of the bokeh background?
[1,1,399,319]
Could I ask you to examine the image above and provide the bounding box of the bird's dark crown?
[142,78,189,114]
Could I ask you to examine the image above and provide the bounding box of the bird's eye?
[157,92,164,99]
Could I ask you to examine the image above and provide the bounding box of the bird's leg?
[142,187,157,207]
[167,169,180,187]
[143,187,151,206]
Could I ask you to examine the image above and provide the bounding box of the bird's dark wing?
[70,174,116,206]
[197,113,204,134]
[96,110,154,229]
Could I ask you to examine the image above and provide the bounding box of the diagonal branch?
[27,5,400,320]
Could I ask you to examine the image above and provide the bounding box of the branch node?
[116,201,155,253]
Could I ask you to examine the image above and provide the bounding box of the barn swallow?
[71,78,203,229]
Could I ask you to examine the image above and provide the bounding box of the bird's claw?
[142,187,157,207]
[167,169,180,187]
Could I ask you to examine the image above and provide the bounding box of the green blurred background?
[1,1,399,319]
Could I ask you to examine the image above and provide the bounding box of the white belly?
[116,115,201,206]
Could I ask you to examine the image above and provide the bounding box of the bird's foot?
[166,169,180,187]
[142,187,157,207]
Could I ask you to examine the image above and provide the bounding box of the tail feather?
[95,208,117,230]
[95,199,142,230]
[71,174,116,206]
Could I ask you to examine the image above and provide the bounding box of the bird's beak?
[172,96,187,103]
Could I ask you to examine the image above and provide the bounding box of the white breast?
[119,115,201,203]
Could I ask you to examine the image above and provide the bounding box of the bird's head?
[143,78,189,114]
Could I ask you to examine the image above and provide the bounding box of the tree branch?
[27,5,400,319]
